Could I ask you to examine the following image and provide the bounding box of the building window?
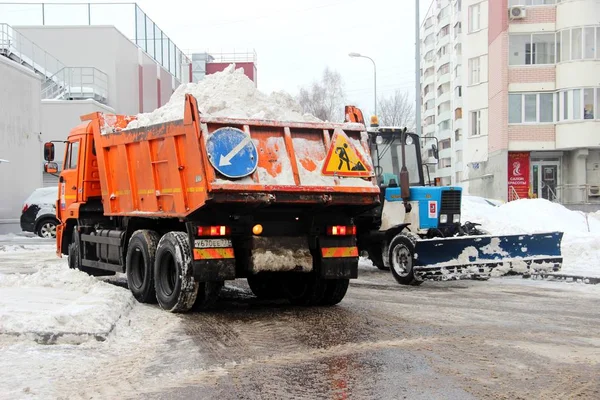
[424,84,433,96]
[455,129,462,142]
[425,50,434,61]
[454,22,462,38]
[455,171,463,184]
[558,26,600,62]
[509,94,522,123]
[424,34,435,46]
[455,86,462,98]
[563,91,569,120]
[425,115,436,125]
[455,43,462,56]
[573,89,582,119]
[438,63,450,77]
[437,83,450,96]
[455,107,463,120]
[439,24,450,39]
[468,57,480,85]
[440,139,452,149]
[438,6,450,21]
[438,119,451,131]
[509,33,556,65]
[425,99,435,110]
[455,0,462,13]
[456,150,463,163]
[438,101,451,115]
[509,92,555,123]
[509,0,557,5]
[584,88,594,119]
[437,45,449,58]
[424,67,434,79]
[470,110,481,136]
[440,158,452,168]
[468,3,480,33]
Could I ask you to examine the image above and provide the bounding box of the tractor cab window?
[64,141,80,170]
[373,135,423,187]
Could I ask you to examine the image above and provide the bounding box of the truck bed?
[89,94,380,218]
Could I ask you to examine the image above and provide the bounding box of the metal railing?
[198,49,258,64]
[41,67,108,101]
[509,186,520,202]
[0,23,108,102]
[556,184,600,204]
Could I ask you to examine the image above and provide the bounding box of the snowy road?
[1,243,599,399]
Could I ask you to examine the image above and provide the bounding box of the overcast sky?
[5,0,431,117]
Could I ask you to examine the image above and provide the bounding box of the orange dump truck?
[43,94,380,312]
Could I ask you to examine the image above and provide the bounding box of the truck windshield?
[374,137,422,187]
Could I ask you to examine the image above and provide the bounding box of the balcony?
[437,127,453,141]
[423,73,435,87]
[436,53,451,68]
[423,107,435,118]
[437,71,451,85]
[437,110,452,123]
[435,166,453,178]
[437,33,451,48]
[423,89,435,103]
[436,91,451,104]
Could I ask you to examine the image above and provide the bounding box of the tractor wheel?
[388,234,423,286]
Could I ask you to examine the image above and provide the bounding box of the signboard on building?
[508,152,530,201]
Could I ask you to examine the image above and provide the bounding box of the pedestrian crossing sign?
[322,128,373,177]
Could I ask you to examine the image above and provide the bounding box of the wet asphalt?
[1,238,599,399]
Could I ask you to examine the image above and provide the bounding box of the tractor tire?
[388,234,423,286]
[368,245,388,270]
[247,274,284,299]
[126,230,160,304]
[320,279,350,306]
[283,273,327,306]
[154,232,200,313]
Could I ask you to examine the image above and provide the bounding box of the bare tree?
[297,67,346,122]
[377,90,414,129]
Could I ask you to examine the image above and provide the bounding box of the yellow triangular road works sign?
[322,128,373,177]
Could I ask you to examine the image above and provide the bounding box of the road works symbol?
[206,127,258,179]
[322,128,372,177]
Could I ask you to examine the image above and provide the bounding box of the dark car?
[20,187,59,238]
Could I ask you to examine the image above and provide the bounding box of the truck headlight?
[453,214,460,223]
[440,214,448,223]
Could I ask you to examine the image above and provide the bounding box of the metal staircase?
[0,23,108,103]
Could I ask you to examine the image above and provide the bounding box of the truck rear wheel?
[283,273,327,306]
[368,245,388,270]
[320,279,350,306]
[154,232,200,313]
[388,234,423,286]
[247,273,284,299]
[126,230,160,304]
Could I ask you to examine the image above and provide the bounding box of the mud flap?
[412,232,563,281]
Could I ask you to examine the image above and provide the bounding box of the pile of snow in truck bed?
[461,196,600,278]
[126,64,321,129]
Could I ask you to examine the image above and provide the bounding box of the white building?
[0,3,192,232]
[420,0,465,187]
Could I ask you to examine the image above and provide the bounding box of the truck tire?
[320,279,350,306]
[247,274,284,299]
[283,273,327,306]
[154,232,199,313]
[388,234,423,286]
[192,281,223,311]
[368,245,388,270]
[126,230,160,304]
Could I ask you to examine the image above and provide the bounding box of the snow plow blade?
[412,232,563,281]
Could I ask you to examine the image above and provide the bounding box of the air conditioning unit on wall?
[509,6,527,20]
[587,185,600,197]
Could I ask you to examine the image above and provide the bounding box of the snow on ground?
[0,241,135,344]
[126,64,321,130]
[462,196,600,278]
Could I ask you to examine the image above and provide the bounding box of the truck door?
[59,137,83,217]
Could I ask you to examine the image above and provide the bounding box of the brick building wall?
[508,125,556,142]
[509,66,556,83]
[509,6,556,24]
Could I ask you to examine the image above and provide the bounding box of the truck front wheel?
[154,232,200,313]
[126,230,160,304]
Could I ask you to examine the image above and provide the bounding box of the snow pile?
[126,64,321,129]
[462,197,600,278]
[0,263,134,343]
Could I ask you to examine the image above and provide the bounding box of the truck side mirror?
[44,142,55,162]
[44,161,58,174]
[431,144,439,160]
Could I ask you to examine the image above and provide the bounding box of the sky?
[2,0,432,118]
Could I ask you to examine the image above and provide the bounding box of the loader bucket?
[412,232,563,281]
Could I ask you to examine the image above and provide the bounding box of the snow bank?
[126,64,321,129]
[0,263,134,343]
[462,197,600,277]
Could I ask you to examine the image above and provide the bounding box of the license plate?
[195,239,232,248]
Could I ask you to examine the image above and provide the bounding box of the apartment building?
[420,0,465,186]
[461,0,600,208]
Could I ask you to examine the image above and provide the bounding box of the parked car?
[20,187,59,238]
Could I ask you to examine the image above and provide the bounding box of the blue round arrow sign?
[206,127,258,179]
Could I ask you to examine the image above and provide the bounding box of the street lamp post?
[349,52,377,116]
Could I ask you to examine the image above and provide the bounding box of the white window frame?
[468,3,481,33]
[509,33,557,65]
[468,57,481,85]
[508,92,556,124]
[558,26,599,62]
[470,110,482,136]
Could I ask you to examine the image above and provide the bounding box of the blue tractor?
[346,107,564,285]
